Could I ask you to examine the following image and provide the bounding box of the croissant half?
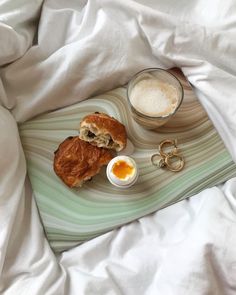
[79,113,127,152]
[54,136,113,188]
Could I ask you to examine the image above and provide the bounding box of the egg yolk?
[112,160,134,179]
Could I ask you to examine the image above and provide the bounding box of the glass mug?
[127,68,184,129]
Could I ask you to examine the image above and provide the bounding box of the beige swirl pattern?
[19,69,236,252]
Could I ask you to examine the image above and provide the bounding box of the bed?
[1,1,236,294]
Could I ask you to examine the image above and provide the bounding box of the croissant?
[79,112,127,152]
[54,136,113,187]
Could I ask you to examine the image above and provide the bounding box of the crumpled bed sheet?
[1,1,236,294]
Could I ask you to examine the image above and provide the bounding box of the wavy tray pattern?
[20,70,236,252]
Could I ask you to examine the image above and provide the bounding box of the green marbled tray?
[20,70,236,252]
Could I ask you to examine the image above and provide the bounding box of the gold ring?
[164,154,185,172]
[151,153,166,168]
[159,139,178,158]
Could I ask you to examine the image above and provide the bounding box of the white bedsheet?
[1,0,236,294]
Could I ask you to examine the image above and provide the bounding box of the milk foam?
[130,79,179,117]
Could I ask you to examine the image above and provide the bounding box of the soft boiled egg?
[106,156,138,188]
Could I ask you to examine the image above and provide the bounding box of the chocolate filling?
[88,131,96,138]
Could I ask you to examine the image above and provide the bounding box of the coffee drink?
[129,79,178,117]
[127,68,183,129]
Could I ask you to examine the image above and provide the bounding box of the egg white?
[106,156,138,188]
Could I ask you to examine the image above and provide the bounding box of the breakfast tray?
[19,69,236,252]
